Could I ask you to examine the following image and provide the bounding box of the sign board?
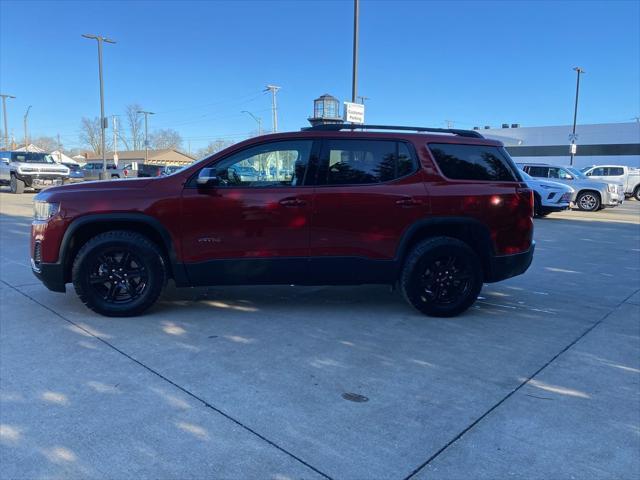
[343,102,365,124]
[570,144,577,155]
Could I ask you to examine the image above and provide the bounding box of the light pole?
[241,110,263,136]
[352,0,360,103]
[23,106,32,150]
[82,33,115,180]
[570,66,585,166]
[137,110,154,163]
[0,94,16,149]
[264,85,281,133]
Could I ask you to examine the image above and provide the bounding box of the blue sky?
[1,0,639,151]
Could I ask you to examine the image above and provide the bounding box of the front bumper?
[485,242,535,283]
[31,260,66,292]
[19,174,65,189]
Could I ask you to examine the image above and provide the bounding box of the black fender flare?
[58,213,188,285]
[394,216,495,276]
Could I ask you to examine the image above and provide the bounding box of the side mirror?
[197,168,220,187]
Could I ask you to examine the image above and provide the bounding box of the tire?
[400,237,483,317]
[9,174,25,194]
[576,191,601,211]
[72,230,166,317]
[634,186,640,201]
[533,193,544,218]
[111,174,120,179]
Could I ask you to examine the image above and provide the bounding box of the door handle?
[279,197,307,207]
[395,196,421,207]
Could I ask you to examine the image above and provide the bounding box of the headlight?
[33,201,60,221]
[607,184,616,193]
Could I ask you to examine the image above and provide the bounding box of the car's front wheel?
[634,186,640,201]
[72,230,166,317]
[10,174,24,194]
[400,237,483,317]
[576,191,601,211]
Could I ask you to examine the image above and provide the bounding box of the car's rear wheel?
[400,237,483,317]
[10,174,24,194]
[634,186,640,201]
[576,191,601,211]
[72,230,166,317]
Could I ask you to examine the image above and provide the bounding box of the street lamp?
[241,110,263,136]
[137,110,154,163]
[0,94,16,149]
[82,33,116,180]
[23,105,32,151]
[570,66,585,166]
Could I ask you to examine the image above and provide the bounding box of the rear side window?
[525,166,549,178]
[429,144,518,181]
[320,139,416,185]
[609,167,624,176]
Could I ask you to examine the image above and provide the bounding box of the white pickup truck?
[581,165,640,201]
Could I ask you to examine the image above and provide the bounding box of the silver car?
[519,163,621,212]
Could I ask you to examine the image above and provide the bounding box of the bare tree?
[31,136,59,152]
[150,128,183,150]
[197,139,233,158]
[125,104,144,150]
[79,117,102,154]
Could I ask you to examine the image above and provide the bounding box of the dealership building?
[476,122,640,169]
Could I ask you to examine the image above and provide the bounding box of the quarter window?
[608,167,624,176]
[320,140,416,185]
[429,144,518,181]
[209,140,312,187]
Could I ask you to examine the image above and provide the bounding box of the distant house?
[84,149,195,166]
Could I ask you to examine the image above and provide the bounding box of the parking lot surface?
[1,190,639,480]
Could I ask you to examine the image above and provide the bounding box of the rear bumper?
[32,261,66,293]
[485,242,535,283]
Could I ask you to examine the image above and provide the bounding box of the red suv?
[31,125,534,317]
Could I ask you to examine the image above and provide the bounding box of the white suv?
[0,151,69,194]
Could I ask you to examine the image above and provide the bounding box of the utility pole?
[445,120,454,129]
[82,33,116,179]
[264,85,281,133]
[112,115,119,165]
[57,133,62,161]
[23,105,32,150]
[137,110,154,163]
[241,110,263,136]
[570,66,585,166]
[352,0,360,103]
[0,94,16,149]
[356,95,369,105]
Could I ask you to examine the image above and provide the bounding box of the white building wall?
[478,122,640,168]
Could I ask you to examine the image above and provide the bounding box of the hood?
[35,177,153,202]
[531,179,574,192]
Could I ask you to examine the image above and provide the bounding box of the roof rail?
[301,124,484,138]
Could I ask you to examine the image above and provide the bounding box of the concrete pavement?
[1,190,638,479]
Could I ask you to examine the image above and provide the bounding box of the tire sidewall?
[403,239,483,317]
[73,234,165,316]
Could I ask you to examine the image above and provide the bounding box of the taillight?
[123,169,129,177]
[516,187,534,217]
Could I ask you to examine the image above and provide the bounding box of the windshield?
[566,167,587,179]
[11,152,55,164]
